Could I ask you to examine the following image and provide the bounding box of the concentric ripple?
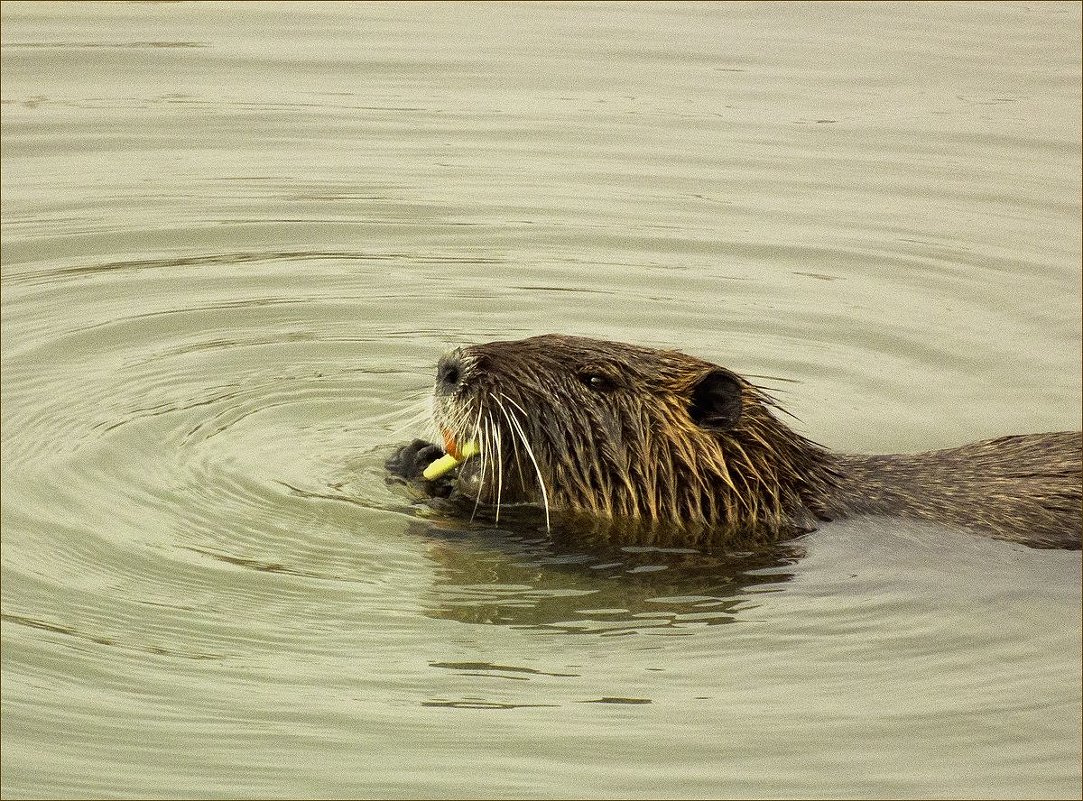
[3,2,1080,798]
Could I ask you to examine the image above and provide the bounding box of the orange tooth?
[442,430,461,460]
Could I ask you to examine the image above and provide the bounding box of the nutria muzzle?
[388,334,1082,550]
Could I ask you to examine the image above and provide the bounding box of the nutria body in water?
[387,335,1082,550]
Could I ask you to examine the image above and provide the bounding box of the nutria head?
[431,334,840,540]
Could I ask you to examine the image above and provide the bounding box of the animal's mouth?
[440,428,466,460]
[432,394,477,460]
[431,389,553,528]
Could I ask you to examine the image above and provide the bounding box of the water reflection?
[411,518,804,634]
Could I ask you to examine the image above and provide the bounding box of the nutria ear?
[689,369,743,431]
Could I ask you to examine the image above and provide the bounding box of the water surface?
[2,2,1081,798]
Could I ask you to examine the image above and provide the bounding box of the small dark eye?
[579,372,615,392]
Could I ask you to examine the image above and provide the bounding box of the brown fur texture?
[829,434,1082,549]
[421,334,1081,550]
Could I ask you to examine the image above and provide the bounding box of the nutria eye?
[579,372,616,392]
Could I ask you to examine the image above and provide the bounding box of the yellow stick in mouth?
[422,439,480,480]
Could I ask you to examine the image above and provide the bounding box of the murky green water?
[2,2,1080,798]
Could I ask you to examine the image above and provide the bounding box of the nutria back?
[828,433,1082,549]
[392,334,1081,550]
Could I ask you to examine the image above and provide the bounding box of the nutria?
[386,335,1082,550]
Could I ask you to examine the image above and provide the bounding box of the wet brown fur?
[429,334,1082,550]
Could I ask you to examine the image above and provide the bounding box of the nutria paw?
[385,439,456,497]
[385,438,443,479]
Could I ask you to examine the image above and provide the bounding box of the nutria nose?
[435,351,465,394]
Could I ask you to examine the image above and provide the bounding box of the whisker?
[498,392,551,532]
[471,411,489,523]
[491,392,527,489]
[464,404,484,522]
[486,409,504,524]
